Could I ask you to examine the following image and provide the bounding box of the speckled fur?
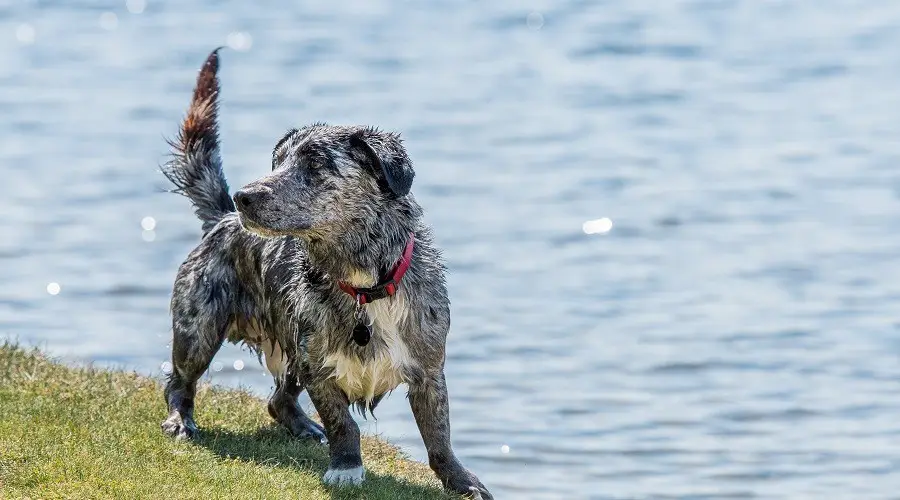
[159,49,491,499]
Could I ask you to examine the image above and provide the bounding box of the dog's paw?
[290,419,327,444]
[161,412,198,441]
[322,466,365,486]
[267,402,328,444]
[446,471,493,500]
[464,486,492,500]
[282,413,327,444]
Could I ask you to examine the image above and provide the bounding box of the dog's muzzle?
[233,188,270,213]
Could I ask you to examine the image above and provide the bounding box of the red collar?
[338,233,415,305]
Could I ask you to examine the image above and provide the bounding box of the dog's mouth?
[238,212,316,239]
[237,213,284,238]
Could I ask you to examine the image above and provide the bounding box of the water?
[3,1,900,498]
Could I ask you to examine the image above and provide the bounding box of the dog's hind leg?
[262,340,326,442]
[266,368,327,443]
[161,276,230,440]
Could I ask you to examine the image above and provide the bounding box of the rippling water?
[4,1,900,498]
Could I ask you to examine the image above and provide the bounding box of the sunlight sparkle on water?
[233,359,244,371]
[212,361,223,372]
[126,0,146,14]
[46,282,61,295]
[141,216,156,231]
[526,12,544,30]
[227,32,252,52]
[501,445,510,454]
[161,361,173,374]
[582,217,613,235]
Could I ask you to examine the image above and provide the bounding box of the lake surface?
[3,1,900,498]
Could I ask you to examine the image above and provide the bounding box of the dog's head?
[234,124,415,239]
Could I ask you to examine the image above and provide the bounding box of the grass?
[0,343,454,500]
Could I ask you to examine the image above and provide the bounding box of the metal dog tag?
[351,296,372,346]
[352,321,371,346]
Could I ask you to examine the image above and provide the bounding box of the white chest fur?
[323,295,413,404]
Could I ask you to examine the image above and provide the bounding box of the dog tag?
[352,321,371,346]
[351,298,372,347]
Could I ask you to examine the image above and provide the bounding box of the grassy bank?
[0,343,451,499]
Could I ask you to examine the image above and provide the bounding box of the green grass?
[0,343,453,499]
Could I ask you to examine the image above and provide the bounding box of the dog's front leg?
[409,371,493,500]
[307,378,364,485]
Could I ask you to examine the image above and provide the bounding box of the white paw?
[323,466,365,486]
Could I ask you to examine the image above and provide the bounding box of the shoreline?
[0,342,452,499]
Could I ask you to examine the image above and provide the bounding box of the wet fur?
[159,49,491,499]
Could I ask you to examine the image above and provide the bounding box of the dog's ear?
[349,131,414,197]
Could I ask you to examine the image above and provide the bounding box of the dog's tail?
[161,48,235,234]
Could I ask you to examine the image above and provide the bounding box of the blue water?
[4,1,900,498]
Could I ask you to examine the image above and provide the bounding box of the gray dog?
[159,49,492,499]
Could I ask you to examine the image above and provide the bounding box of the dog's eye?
[304,158,325,170]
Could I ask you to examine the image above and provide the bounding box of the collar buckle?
[337,232,415,305]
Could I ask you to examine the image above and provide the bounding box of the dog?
[159,48,492,499]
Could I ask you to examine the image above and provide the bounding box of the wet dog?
[159,49,492,499]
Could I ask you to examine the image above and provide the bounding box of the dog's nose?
[233,190,255,211]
